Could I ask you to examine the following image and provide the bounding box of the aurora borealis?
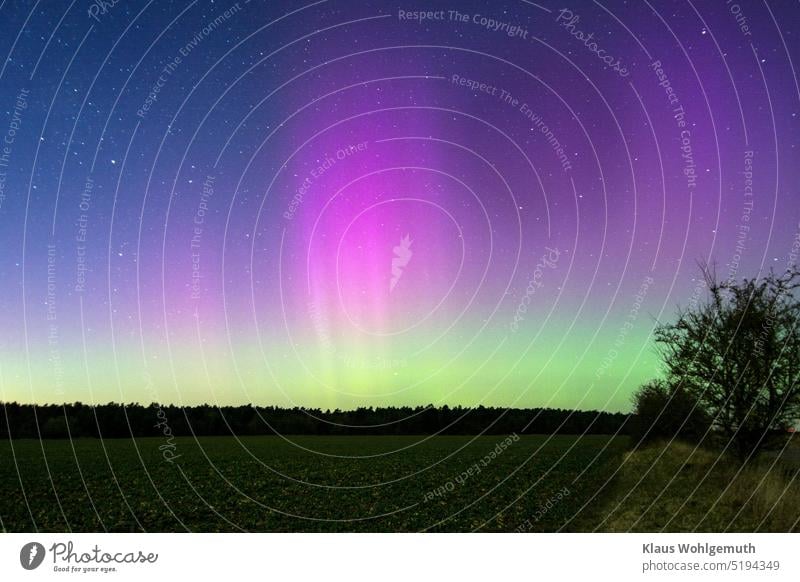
[1,0,799,413]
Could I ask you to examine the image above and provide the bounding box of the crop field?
[0,435,627,532]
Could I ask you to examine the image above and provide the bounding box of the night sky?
[1,0,799,411]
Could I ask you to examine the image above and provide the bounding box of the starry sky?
[0,0,799,412]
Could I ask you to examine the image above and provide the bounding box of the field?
[590,441,800,533]
[0,435,627,532]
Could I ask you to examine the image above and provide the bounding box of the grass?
[584,439,800,532]
[0,434,627,532]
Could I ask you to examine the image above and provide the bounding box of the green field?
[0,435,627,532]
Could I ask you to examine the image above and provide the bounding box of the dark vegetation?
[631,266,800,459]
[0,402,630,439]
[0,435,627,532]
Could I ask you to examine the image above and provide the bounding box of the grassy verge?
[587,440,800,532]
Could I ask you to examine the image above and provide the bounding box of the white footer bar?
[1,533,796,581]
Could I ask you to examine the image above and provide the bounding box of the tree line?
[0,402,631,439]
